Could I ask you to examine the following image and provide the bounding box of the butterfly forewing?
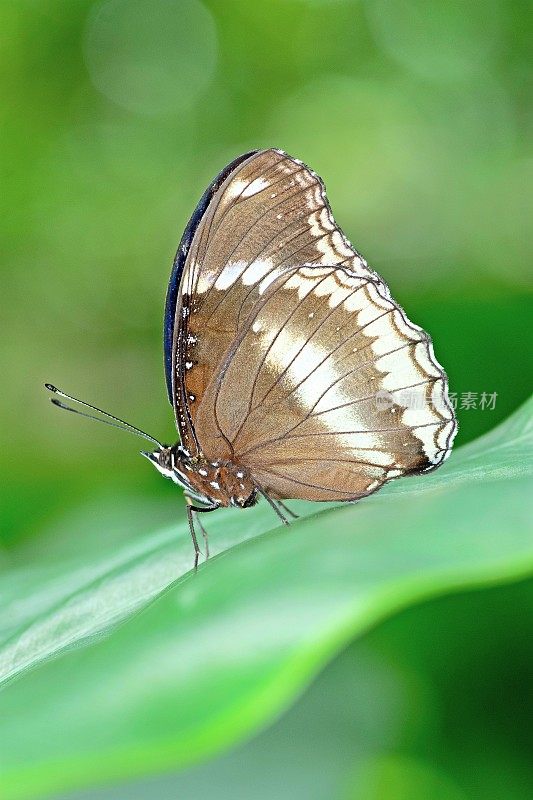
[167,149,456,499]
[167,149,383,454]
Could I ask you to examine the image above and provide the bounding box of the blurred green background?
[1,0,531,798]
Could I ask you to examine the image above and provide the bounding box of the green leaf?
[0,397,532,800]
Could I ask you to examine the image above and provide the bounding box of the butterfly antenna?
[44,383,164,448]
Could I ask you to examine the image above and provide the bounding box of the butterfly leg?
[276,500,299,520]
[186,504,201,571]
[186,500,218,569]
[256,486,290,526]
[194,512,210,560]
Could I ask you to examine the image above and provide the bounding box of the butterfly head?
[140,444,195,487]
[141,446,257,510]
[141,445,175,477]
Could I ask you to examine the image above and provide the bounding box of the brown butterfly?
[47,149,457,567]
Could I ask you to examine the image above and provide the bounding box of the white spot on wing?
[264,335,367,442]
[214,260,248,291]
[242,258,275,287]
[226,178,247,198]
[241,177,269,197]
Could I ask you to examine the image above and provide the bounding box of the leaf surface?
[0,397,531,800]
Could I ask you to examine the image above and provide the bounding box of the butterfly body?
[142,445,257,510]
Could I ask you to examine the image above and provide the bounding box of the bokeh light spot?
[364,0,502,83]
[83,0,217,115]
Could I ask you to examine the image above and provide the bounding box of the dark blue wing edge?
[163,150,259,402]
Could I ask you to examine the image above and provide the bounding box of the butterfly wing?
[167,149,457,497]
[195,263,456,499]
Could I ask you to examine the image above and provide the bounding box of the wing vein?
[308,378,439,418]
[240,420,443,459]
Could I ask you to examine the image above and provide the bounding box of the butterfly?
[47,149,457,567]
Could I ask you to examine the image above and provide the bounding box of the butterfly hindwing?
[194,264,455,500]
